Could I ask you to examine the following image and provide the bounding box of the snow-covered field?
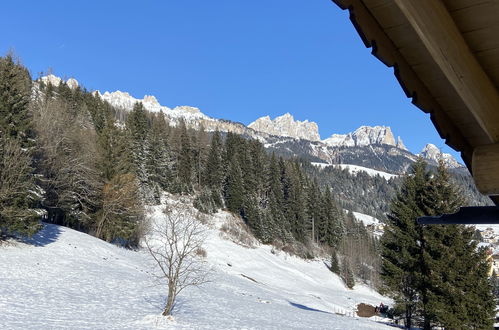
[312,163,398,180]
[353,212,381,227]
[1,200,392,329]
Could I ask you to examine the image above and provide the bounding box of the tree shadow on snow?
[288,301,332,314]
[22,223,61,247]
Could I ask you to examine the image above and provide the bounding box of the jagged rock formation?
[396,136,407,151]
[98,91,207,120]
[38,75,462,171]
[94,87,267,138]
[40,74,79,89]
[248,113,321,141]
[323,126,397,148]
[420,143,461,169]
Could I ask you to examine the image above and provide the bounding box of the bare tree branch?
[144,201,209,316]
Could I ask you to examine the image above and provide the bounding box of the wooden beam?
[393,0,499,144]
[473,143,499,195]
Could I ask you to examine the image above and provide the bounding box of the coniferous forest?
[1,54,496,328]
[0,55,376,284]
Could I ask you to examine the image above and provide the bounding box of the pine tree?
[126,102,150,199]
[266,154,286,241]
[176,120,193,193]
[0,54,33,144]
[381,159,495,329]
[203,131,224,207]
[0,136,41,237]
[380,158,431,329]
[146,113,171,194]
[225,155,244,215]
[419,160,495,329]
[0,54,41,238]
[307,179,321,243]
[330,250,340,275]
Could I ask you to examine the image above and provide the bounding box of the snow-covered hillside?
[1,199,392,329]
[312,162,398,180]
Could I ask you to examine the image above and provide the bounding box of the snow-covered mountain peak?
[248,113,320,141]
[40,74,62,86]
[143,95,159,105]
[40,74,79,90]
[421,143,440,156]
[323,125,398,148]
[420,143,462,168]
[98,90,171,113]
[172,105,202,114]
[97,90,212,124]
[66,78,79,89]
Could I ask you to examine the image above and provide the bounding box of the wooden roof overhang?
[332,0,499,205]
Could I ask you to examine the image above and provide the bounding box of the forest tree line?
[0,55,379,287]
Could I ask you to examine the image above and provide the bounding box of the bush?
[195,247,207,258]
[220,214,257,248]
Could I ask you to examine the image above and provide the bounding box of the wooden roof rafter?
[332,0,499,202]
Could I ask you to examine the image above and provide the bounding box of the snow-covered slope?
[352,212,381,227]
[249,113,321,141]
[352,212,384,238]
[1,200,392,329]
[312,162,398,180]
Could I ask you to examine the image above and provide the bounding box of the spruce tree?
[225,155,244,215]
[267,154,286,241]
[381,159,495,329]
[176,120,193,193]
[203,131,224,207]
[0,136,41,237]
[0,54,40,238]
[419,160,495,329]
[126,102,150,199]
[0,54,33,144]
[380,158,431,329]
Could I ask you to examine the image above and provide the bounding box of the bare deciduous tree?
[33,97,102,227]
[145,202,209,316]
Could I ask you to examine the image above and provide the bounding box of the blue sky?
[1,0,460,159]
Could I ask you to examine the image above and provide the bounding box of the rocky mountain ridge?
[248,113,321,142]
[38,75,463,171]
[323,126,407,151]
[419,143,461,169]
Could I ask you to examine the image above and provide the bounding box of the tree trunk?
[162,281,176,316]
[405,305,412,329]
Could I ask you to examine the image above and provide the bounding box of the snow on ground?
[352,212,381,227]
[352,212,384,238]
[1,199,393,329]
[311,163,398,180]
[475,224,499,233]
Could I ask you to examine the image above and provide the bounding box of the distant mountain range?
[37,74,490,219]
[40,75,464,174]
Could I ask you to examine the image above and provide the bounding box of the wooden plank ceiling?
[332,0,499,200]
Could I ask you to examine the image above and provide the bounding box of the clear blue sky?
[0,0,460,159]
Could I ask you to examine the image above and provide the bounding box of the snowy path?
[1,217,392,329]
